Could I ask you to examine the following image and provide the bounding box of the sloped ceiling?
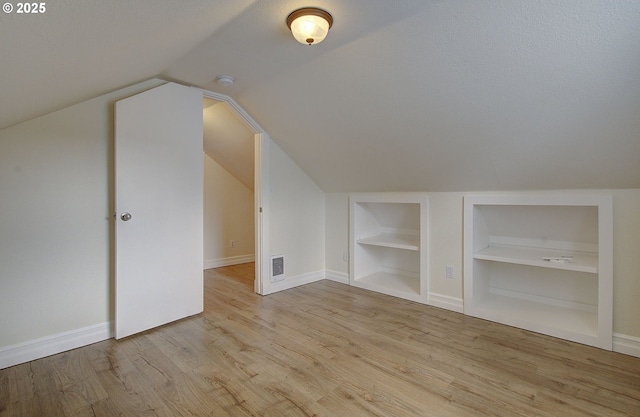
[203,99,254,191]
[1,0,639,192]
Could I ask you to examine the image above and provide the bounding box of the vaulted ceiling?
[203,99,254,191]
[2,0,638,192]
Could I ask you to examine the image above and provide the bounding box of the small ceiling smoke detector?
[215,75,234,86]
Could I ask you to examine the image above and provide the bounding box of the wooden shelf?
[357,233,419,251]
[474,244,598,273]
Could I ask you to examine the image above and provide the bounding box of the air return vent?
[271,255,285,282]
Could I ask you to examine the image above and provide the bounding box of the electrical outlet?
[343,251,348,262]
[230,240,235,248]
[446,265,454,279]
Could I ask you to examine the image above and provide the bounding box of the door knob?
[120,212,132,221]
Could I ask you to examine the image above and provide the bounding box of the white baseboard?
[325,269,349,284]
[428,292,464,313]
[263,270,325,295]
[613,333,640,358]
[204,254,255,269]
[0,322,113,370]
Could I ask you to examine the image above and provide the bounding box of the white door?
[114,82,203,339]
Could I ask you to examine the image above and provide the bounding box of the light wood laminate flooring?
[1,263,639,416]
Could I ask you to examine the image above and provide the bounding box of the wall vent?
[270,255,285,282]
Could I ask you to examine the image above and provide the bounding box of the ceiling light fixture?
[286,7,333,45]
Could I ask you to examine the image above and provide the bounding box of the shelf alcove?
[350,193,429,304]
[463,195,613,350]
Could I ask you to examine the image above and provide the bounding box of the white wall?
[0,79,164,352]
[611,189,640,338]
[425,192,465,300]
[325,193,350,282]
[325,189,640,340]
[203,154,254,267]
[265,140,325,292]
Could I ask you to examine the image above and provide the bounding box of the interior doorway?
[202,98,255,271]
[200,91,267,294]
[114,82,268,341]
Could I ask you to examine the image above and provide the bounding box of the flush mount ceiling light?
[286,7,333,45]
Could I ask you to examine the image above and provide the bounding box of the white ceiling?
[203,99,254,191]
[2,0,639,192]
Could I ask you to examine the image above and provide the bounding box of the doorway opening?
[200,91,267,295]
[202,98,255,274]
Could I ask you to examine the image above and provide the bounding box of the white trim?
[195,86,269,296]
[0,322,113,370]
[204,254,255,269]
[325,270,349,284]
[428,292,464,313]
[198,89,264,134]
[262,270,325,295]
[613,333,640,358]
[254,133,270,295]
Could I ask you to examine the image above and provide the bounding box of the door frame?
[198,88,269,295]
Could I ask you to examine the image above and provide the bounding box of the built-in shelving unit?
[463,195,613,350]
[350,193,428,304]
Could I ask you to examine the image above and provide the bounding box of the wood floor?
[1,263,639,417]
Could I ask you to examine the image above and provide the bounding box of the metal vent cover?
[271,255,284,282]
